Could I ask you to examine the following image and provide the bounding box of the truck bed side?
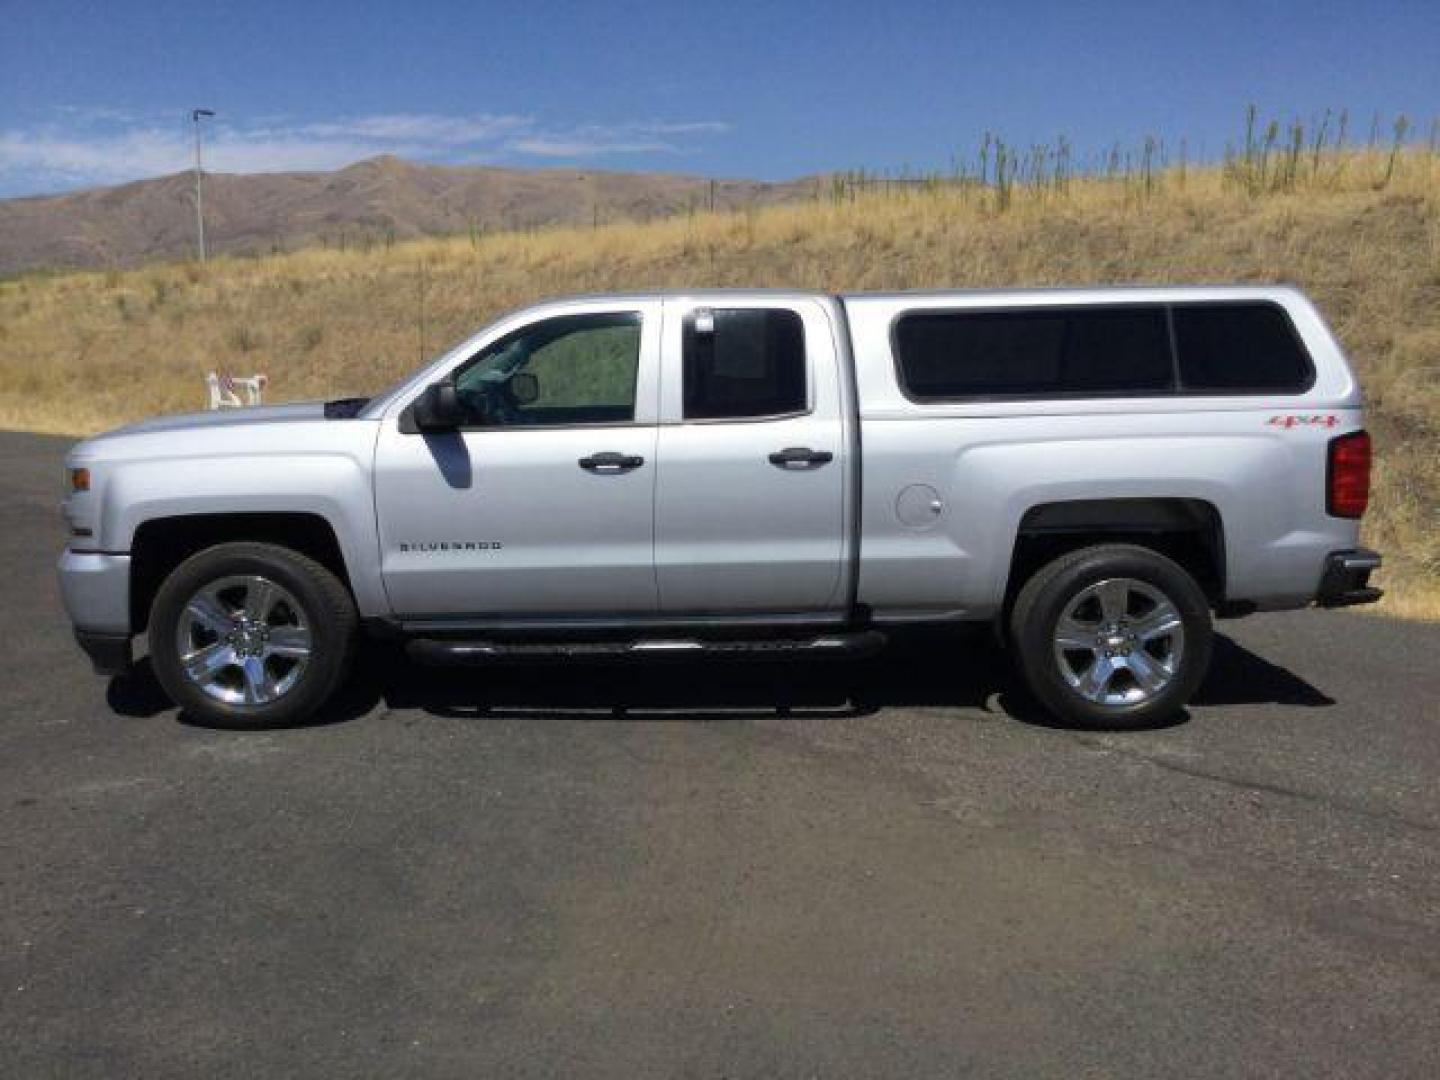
[842,287,1365,619]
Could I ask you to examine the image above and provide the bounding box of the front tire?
[149,542,358,728]
[1009,544,1213,729]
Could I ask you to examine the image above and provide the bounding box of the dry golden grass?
[1,151,1436,616]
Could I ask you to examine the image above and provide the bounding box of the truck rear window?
[894,308,1171,399]
[1172,304,1314,392]
[893,302,1313,400]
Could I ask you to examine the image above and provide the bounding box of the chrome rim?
[1052,577,1184,707]
[174,575,312,706]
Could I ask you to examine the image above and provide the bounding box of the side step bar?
[406,630,887,666]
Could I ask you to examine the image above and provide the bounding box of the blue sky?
[1,0,1437,197]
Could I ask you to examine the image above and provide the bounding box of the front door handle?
[579,452,645,472]
[768,447,834,469]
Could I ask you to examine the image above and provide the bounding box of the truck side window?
[1173,303,1314,393]
[683,308,807,420]
[893,307,1172,400]
[453,312,641,427]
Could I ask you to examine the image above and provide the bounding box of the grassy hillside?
[1,148,1436,616]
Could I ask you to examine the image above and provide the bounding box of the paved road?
[2,430,1437,1078]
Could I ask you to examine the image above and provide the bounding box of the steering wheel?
[455,378,522,426]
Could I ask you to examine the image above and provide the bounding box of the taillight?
[1327,430,1371,519]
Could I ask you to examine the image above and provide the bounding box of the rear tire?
[1009,543,1212,729]
[149,542,357,729]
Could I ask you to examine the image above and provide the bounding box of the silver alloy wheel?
[174,574,312,706]
[1052,577,1185,707]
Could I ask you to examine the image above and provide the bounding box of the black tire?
[1008,543,1213,729]
[149,542,358,728]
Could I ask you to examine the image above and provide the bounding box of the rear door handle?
[579,452,645,472]
[768,447,834,468]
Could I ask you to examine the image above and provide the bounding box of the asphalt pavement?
[2,430,1437,1078]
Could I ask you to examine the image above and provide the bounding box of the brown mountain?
[0,155,811,274]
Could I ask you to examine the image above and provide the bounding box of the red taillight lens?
[1327,430,1371,519]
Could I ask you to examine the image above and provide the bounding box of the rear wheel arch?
[129,512,353,634]
[1002,498,1227,614]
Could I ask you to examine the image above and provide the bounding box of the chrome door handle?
[768,447,834,468]
[579,452,644,472]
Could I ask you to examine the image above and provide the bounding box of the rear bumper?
[1316,548,1383,608]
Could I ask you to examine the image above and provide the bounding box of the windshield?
[356,326,489,419]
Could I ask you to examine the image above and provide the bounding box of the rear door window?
[683,308,807,419]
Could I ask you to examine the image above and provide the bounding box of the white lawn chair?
[207,372,269,409]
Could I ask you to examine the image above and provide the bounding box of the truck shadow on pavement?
[107,627,1334,732]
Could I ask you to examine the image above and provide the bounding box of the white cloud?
[292,113,531,145]
[636,121,733,136]
[0,127,401,185]
[0,111,733,196]
[1,128,190,184]
[509,136,674,157]
[507,120,733,158]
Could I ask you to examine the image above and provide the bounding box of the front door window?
[453,312,641,427]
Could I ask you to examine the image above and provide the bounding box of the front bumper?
[1316,548,1383,608]
[74,630,132,676]
[58,550,132,672]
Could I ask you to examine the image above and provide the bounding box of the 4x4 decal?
[1267,414,1339,428]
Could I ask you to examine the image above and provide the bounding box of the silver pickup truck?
[59,286,1381,729]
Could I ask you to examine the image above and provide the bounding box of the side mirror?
[410,380,464,432]
[509,371,539,406]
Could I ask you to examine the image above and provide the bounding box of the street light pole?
[191,108,215,262]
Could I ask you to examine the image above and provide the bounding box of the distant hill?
[0,156,810,273]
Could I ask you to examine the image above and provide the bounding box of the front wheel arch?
[129,512,353,634]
